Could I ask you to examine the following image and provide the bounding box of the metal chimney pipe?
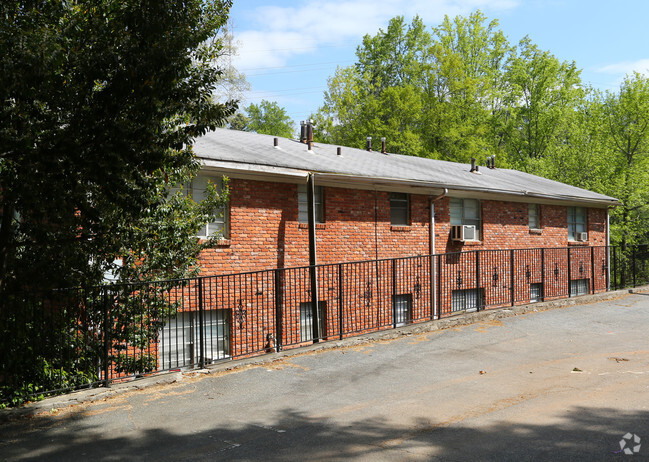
[366,136,372,151]
[307,119,314,143]
[308,139,313,150]
[300,121,306,143]
[381,137,386,154]
[274,137,278,147]
[337,147,342,156]
[470,157,476,172]
[491,155,496,169]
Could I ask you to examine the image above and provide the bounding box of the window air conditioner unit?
[576,232,588,242]
[451,225,476,242]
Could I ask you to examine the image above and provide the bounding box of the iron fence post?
[198,278,204,369]
[633,246,637,288]
[391,258,396,327]
[338,263,344,340]
[510,249,515,306]
[429,254,435,321]
[590,246,595,293]
[476,250,481,311]
[103,287,111,388]
[613,246,617,289]
[437,254,442,319]
[274,269,283,352]
[567,247,572,297]
[541,248,545,301]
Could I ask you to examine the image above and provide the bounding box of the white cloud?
[232,0,519,70]
[597,59,649,77]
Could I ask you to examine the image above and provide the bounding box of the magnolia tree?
[0,0,235,404]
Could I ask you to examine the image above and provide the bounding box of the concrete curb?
[3,285,648,422]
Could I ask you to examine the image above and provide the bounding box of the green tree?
[601,73,649,247]
[228,112,251,131]
[0,0,235,404]
[502,36,583,170]
[244,100,294,138]
[423,11,513,163]
[0,0,235,292]
[315,16,429,155]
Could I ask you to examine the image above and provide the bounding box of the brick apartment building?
[156,127,619,368]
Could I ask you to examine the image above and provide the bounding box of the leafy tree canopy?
[0,0,236,293]
[242,100,295,138]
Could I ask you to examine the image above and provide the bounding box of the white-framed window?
[567,206,586,241]
[529,204,540,229]
[570,279,589,297]
[390,192,410,225]
[299,301,326,342]
[181,174,229,239]
[450,198,481,240]
[452,288,483,313]
[298,184,324,223]
[159,309,231,370]
[392,294,412,327]
[530,283,543,302]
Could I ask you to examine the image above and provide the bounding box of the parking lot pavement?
[2,292,649,461]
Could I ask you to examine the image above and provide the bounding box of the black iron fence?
[1,244,648,405]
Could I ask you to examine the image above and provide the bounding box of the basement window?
[570,279,589,297]
[390,192,410,225]
[392,294,412,327]
[299,301,326,342]
[530,283,543,303]
[451,288,483,313]
[159,309,231,370]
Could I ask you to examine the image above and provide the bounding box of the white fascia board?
[312,173,447,195]
[447,188,618,208]
[315,173,617,208]
[200,159,309,184]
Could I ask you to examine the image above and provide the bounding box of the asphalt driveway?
[2,291,649,461]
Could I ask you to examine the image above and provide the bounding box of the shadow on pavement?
[1,405,647,461]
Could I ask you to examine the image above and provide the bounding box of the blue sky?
[229,0,649,127]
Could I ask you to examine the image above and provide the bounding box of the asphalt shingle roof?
[193,128,618,206]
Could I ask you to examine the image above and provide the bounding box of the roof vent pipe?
[274,137,278,147]
[307,119,314,143]
[491,155,496,169]
[308,139,313,151]
[337,147,342,156]
[381,137,386,154]
[470,157,477,172]
[486,156,492,169]
[300,121,306,143]
[366,136,372,152]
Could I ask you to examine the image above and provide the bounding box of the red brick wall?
[199,178,608,276]
[435,199,607,254]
